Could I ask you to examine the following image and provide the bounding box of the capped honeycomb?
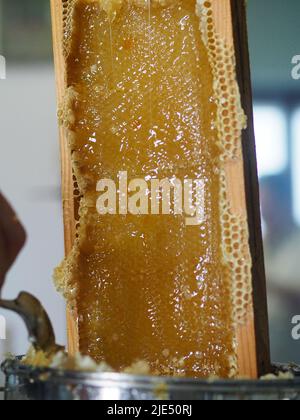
[54,0,252,378]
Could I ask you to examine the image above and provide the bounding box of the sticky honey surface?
[57,0,241,378]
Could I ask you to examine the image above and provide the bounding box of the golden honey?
[55,0,253,378]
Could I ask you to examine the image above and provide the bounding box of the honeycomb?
[196,0,252,323]
[54,0,252,378]
[62,0,76,56]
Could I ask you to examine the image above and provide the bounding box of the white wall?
[0,64,67,390]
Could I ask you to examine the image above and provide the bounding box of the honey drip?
[56,0,241,378]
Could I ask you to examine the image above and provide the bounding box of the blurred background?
[0,0,66,391]
[248,0,300,365]
[0,0,299,388]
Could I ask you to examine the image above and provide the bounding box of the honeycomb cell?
[55,0,252,378]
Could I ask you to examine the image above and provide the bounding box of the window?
[253,105,288,178]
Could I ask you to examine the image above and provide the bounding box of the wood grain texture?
[211,0,270,378]
[50,0,79,355]
[50,0,270,377]
[211,0,257,379]
[230,0,271,376]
